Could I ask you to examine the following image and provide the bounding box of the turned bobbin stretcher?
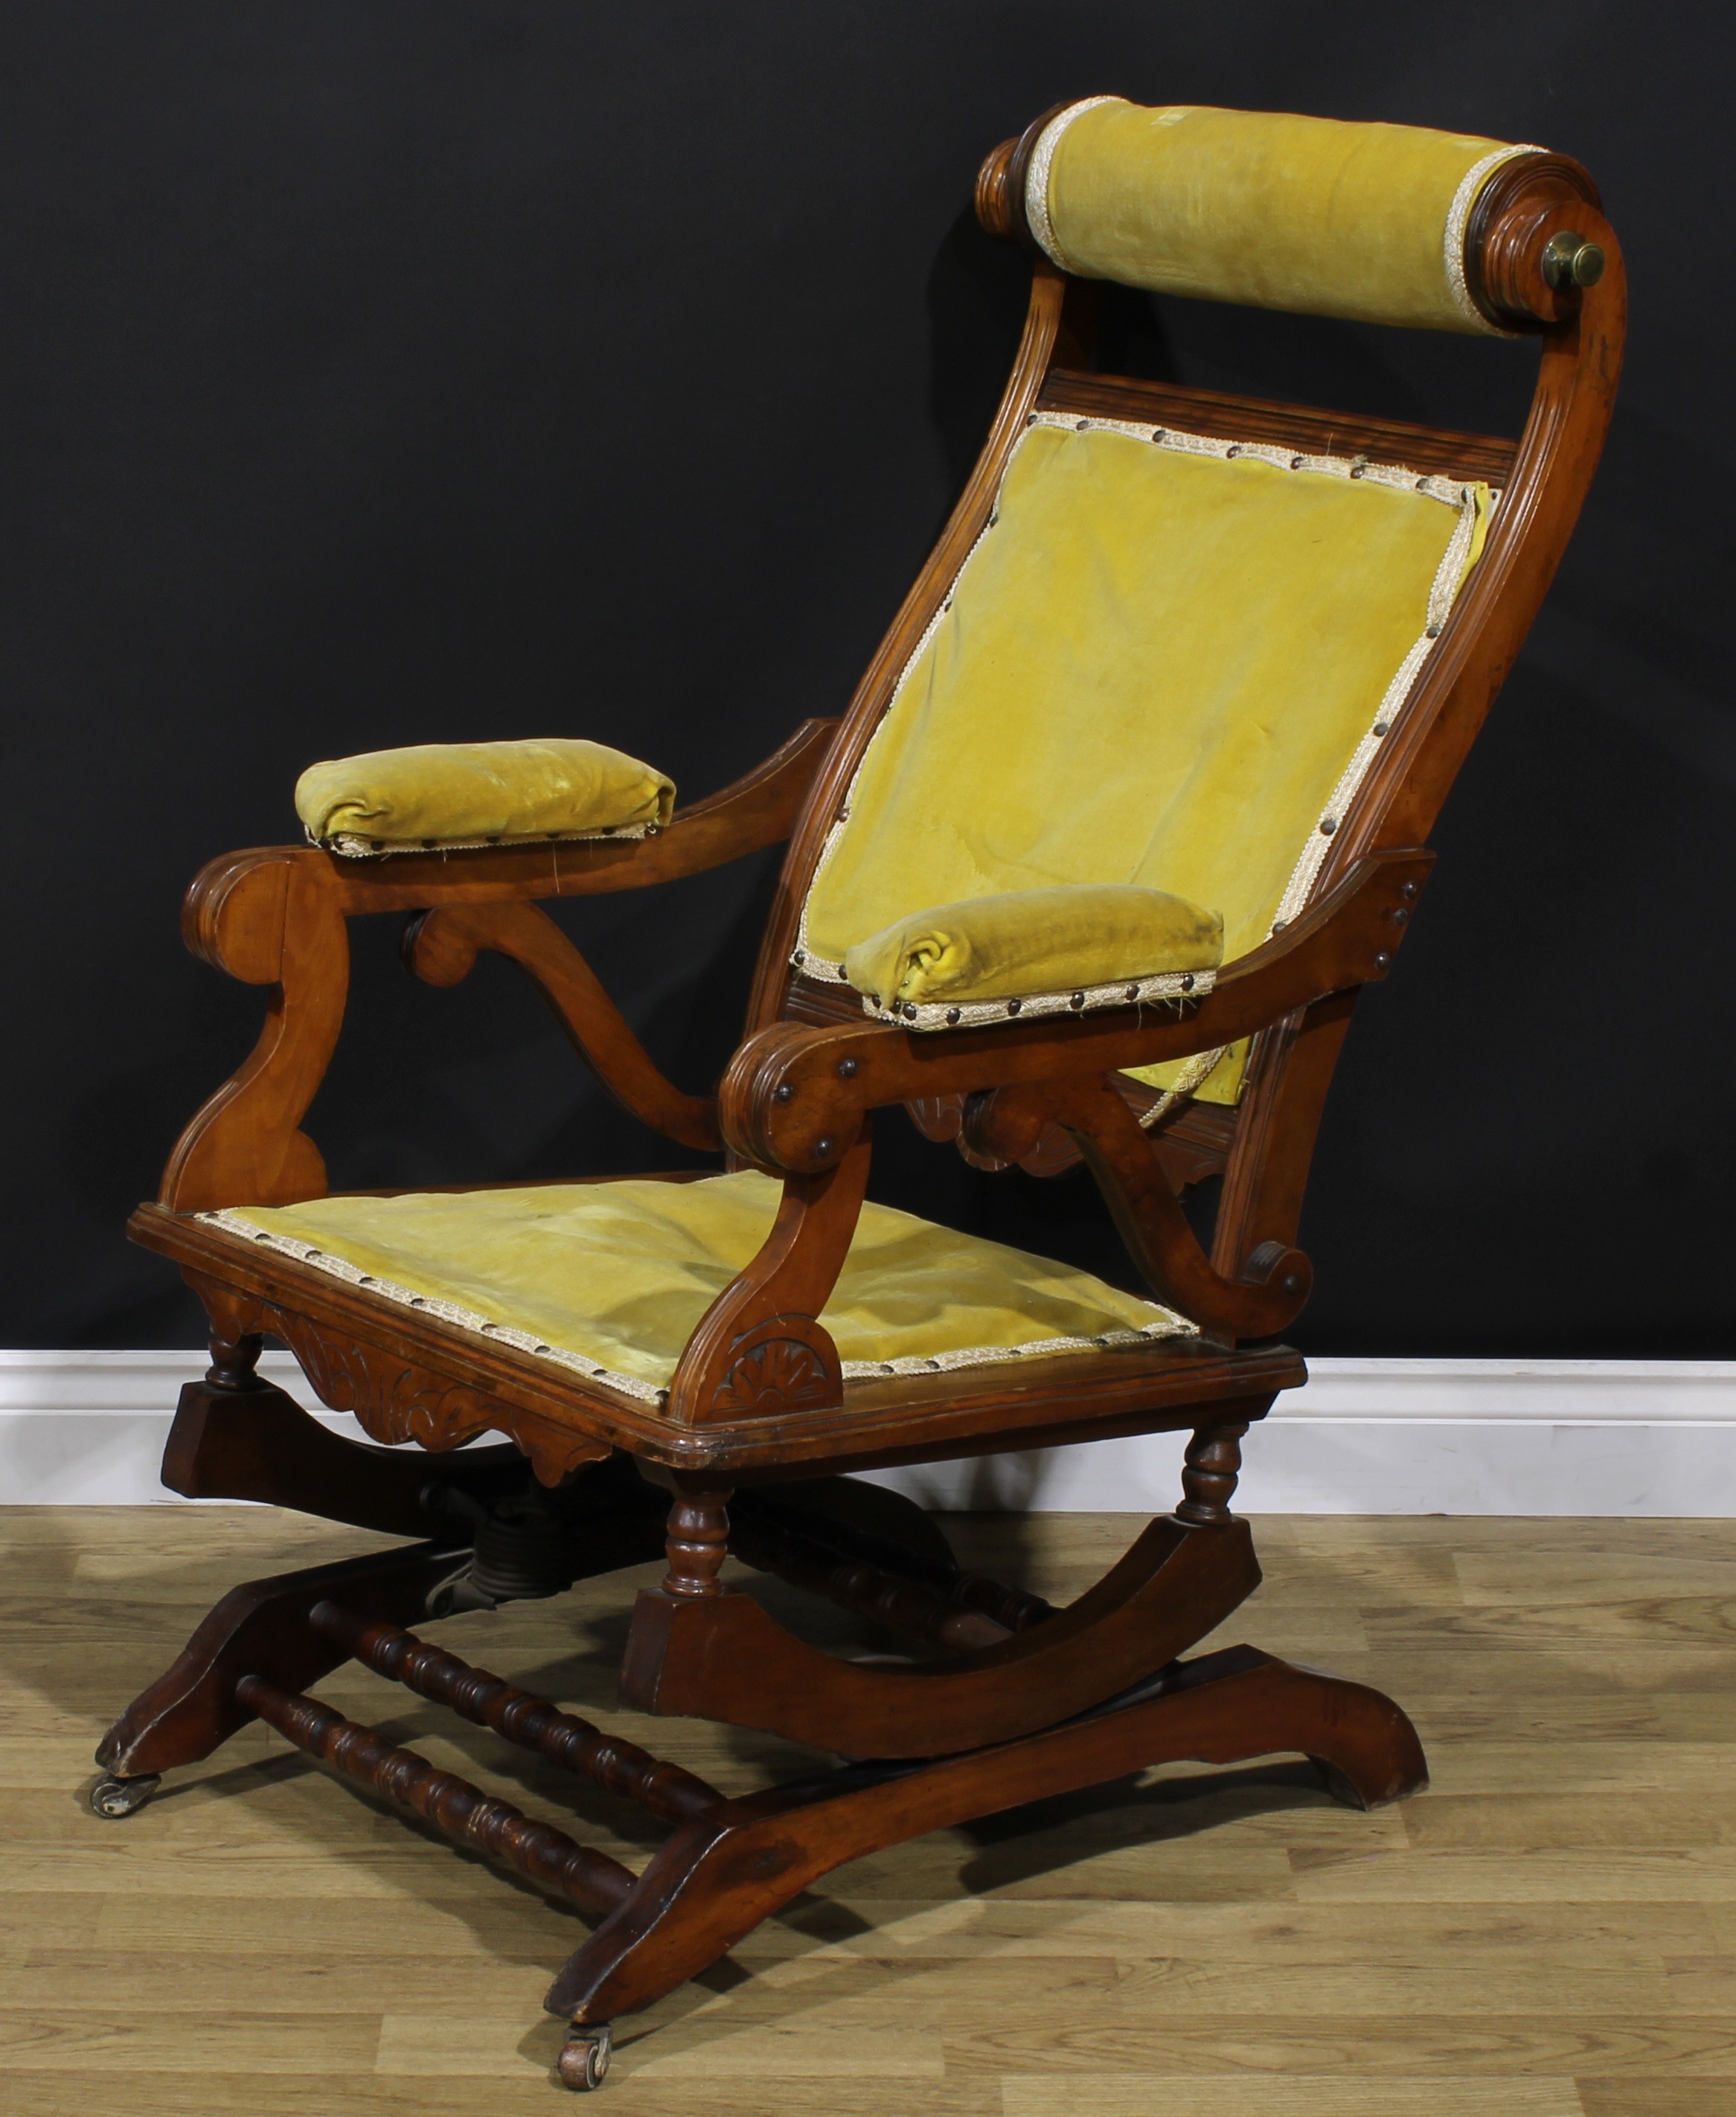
[97,97,1621,2089]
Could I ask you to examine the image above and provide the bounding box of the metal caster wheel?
[557,2021,612,2092]
[89,1772,161,1819]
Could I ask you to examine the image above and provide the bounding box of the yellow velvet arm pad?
[295,737,676,856]
[842,884,1223,1030]
[1032,98,1536,333]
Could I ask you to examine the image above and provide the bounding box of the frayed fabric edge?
[313,822,656,859]
[854,965,1216,1031]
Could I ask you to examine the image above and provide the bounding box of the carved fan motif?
[709,1335,834,1415]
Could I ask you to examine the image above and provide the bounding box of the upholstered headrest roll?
[1028,99,1540,333]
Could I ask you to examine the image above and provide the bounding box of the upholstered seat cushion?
[295,737,675,856]
[208,1172,1191,1403]
[842,883,1223,1029]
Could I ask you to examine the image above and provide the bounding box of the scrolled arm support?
[405,901,722,1153]
[964,1074,1310,1339]
[157,720,839,1212]
[663,1127,874,1425]
[161,849,348,1211]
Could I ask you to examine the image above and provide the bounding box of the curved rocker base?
[622,1514,1261,1758]
[93,1386,1426,2087]
[93,1525,1426,2085]
[548,1642,1428,2023]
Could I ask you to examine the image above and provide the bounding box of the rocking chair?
[98,97,1622,2089]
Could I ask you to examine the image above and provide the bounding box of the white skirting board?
[1,1351,1734,1514]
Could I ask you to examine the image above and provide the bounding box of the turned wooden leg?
[1175,1417,1249,1525]
[205,1321,262,1389]
[206,1325,264,1392]
[659,1484,733,1598]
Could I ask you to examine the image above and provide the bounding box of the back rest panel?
[797,414,1487,1104]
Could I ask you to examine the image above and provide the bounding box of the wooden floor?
[2,1505,1734,2116]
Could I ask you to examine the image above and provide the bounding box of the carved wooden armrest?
[158,721,838,1211]
[317,717,838,914]
[678,850,1431,1373]
[723,849,1431,1170]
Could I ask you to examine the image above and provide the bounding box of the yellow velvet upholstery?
[843,883,1222,1029]
[798,415,1489,1102]
[212,1173,1190,1400]
[295,738,675,856]
[1033,99,1533,333]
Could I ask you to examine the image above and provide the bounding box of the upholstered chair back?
[795,101,1521,1102]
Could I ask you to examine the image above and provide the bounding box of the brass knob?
[1541,231,1606,289]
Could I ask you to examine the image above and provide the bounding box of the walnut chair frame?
[97,115,1622,2089]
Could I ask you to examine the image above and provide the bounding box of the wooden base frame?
[94,1372,1426,2089]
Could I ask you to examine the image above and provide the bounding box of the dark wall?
[5,1,1731,1354]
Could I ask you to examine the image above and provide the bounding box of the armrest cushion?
[842,883,1223,1030]
[295,738,676,856]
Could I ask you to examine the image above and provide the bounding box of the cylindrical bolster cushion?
[1030,98,1537,333]
[295,738,676,855]
[844,883,1223,1028]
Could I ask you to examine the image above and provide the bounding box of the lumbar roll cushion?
[842,882,1223,1028]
